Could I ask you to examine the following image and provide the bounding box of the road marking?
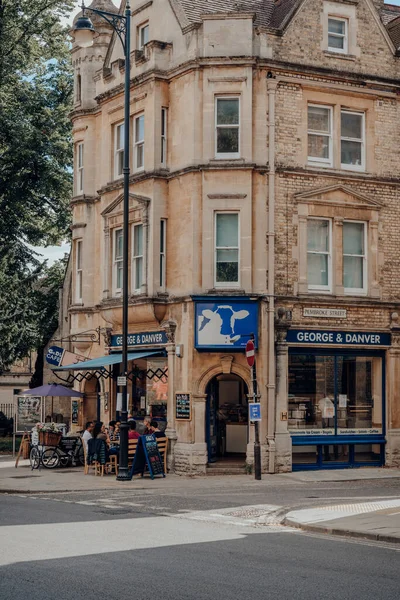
[287,498,400,524]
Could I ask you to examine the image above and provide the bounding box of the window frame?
[134,113,145,172]
[307,104,333,168]
[343,220,367,296]
[328,16,348,54]
[214,211,240,288]
[114,122,124,179]
[137,22,149,50]
[340,110,365,172]
[77,142,84,194]
[161,107,167,166]
[132,223,144,293]
[215,96,240,159]
[307,217,332,294]
[160,219,166,288]
[75,239,83,303]
[113,228,123,296]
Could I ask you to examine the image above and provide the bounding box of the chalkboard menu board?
[176,393,191,420]
[129,435,165,480]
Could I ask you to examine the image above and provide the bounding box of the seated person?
[143,416,152,435]
[150,420,164,438]
[93,421,118,457]
[108,420,116,438]
[82,421,94,452]
[128,420,140,440]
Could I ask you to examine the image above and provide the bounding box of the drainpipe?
[267,77,278,473]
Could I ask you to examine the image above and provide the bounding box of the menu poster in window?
[16,396,43,432]
[71,399,79,424]
[176,393,191,420]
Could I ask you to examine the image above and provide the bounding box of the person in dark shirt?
[150,420,164,438]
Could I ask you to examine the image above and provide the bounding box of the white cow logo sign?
[197,305,250,346]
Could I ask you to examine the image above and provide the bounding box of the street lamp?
[73,3,132,481]
[231,332,262,480]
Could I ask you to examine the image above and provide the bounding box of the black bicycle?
[30,436,84,469]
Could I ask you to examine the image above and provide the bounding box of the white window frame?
[134,113,145,172]
[215,96,240,159]
[159,219,166,288]
[77,142,84,194]
[113,228,123,295]
[340,110,365,172]
[114,123,124,179]
[343,220,367,296]
[132,223,143,293]
[214,212,240,288]
[75,239,83,303]
[307,104,333,168]
[161,108,167,166]
[307,217,332,293]
[328,17,348,54]
[138,22,149,50]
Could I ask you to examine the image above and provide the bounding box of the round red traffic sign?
[245,340,255,367]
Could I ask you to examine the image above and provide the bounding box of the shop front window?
[288,352,383,436]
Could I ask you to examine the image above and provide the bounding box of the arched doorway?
[206,373,249,464]
[83,376,101,424]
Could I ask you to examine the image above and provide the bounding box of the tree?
[0,1,74,370]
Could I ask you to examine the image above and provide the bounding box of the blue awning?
[53,350,163,371]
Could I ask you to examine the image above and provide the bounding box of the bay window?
[215,97,240,158]
[75,239,83,303]
[215,212,239,286]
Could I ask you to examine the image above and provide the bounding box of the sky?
[42,0,400,264]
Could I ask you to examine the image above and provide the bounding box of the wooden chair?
[156,436,168,473]
[107,453,118,474]
[128,438,138,467]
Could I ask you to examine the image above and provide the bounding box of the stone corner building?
[62,0,400,473]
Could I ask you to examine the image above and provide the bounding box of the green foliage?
[0,1,74,370]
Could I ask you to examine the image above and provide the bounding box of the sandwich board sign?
[129,435,165,480]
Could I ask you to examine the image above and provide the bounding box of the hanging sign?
[45,346,87,367]
[194,298,258,350]
[175,393,191,420]
[129,435,165,479]
[286,329,391,346]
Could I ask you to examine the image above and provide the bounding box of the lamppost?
[231,332,262,480]
[73,3,132,480]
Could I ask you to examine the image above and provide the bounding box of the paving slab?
[285,498,400,544]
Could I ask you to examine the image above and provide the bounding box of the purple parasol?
[20,383,83,398]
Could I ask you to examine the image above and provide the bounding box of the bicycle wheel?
[30,447,40,470]
[41,448,60,469]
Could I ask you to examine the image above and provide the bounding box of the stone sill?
[323,50,357,62]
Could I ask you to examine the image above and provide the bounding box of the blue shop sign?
[110,331,168,347]
[46,345,65,367]
[194,298,258,350]
[287,329,391,346]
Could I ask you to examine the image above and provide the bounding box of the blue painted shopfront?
[288,344,386,471]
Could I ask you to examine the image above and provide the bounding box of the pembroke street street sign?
[303,307,347,319]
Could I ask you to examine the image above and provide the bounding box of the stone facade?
[63,0,400,473]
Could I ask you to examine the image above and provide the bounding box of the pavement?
[1,456,400,545]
